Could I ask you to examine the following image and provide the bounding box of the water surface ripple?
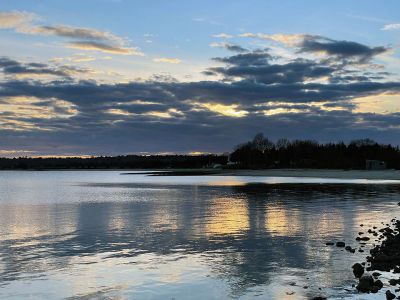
[0,171,399,299]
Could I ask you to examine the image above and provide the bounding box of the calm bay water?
[1,171,400,299]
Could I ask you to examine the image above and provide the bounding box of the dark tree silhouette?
[1,135,399,170]
[230,134,400,169]
[0,155,228,170]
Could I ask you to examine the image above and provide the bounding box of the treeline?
[230,134,400,169]
[0,155,228,170]
[2,135,400,170]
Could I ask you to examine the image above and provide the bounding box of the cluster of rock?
[325,215,400,298]
[352,263,383,293]
[325,241,357,253]
[349,217,400,299]
[367,219,400,272]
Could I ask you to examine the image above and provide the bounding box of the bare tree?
[252,133,273,153]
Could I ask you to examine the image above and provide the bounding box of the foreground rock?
[356,273,383,293]
[352,263,364,278]
[336,241,345,247]
[367,220,400,272]
[386,290,396,300]
[348,217,400,297]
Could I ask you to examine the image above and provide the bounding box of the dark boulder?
[352,263,364,278]
[388,278,400,286]
[357,273,374,292]
[356,236,370,241]
[386,290,396,300]
[336,241,345,247]
[374,279,383,289]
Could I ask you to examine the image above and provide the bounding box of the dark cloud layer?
[299,36,388,63]
[0,35,399,155]
[0,57,87,78]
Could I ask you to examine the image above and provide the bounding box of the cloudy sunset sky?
[1,0,400,157]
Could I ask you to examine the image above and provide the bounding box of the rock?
[336,241,346,247]
[357,273,374,292]
[325,242,334,246]
[389,279,400,286]
[356,236,370,241]
[370,285,379,293]
[286,291,295,295]
[303,286,308,289]
[372,272,381,277]
[311,297,327,300]
[386,290,396,300]
[352,263,364,278]
[374,279,383,289]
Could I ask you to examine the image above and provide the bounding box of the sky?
[1,0,400,157]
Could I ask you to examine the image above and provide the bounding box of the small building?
[365,160,386,170]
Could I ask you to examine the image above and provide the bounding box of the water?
[0,171,400,299]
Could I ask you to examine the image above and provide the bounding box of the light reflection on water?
[0,171,400,299]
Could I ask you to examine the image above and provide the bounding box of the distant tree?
[252,133,273,153]
[229,135,400,170]
[276,138,290,149]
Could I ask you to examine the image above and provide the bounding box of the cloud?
[22,25,123,43]
[208,59,334,84]
[0,11,35,29]
[0,33,399,154]
[211,49,272,66]
[67,41,143,56]
[0,96,77,131]
[299,36,388,63]
[382,23,400,30]
[192,17,221,26]
[0,56,89,78]
[212,33,233,39]
[0,10,142,56]
[0,149,36,157]
[153,57,182,64]
[210,42,247,53]
[50,55,97,63]
[239,33,312,46]
[191,102,248,117]
[240,33,388,63]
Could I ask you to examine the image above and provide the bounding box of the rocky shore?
[326,209,400,299]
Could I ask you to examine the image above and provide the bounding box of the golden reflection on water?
[265,206,301,237]
[150,206,179,231]
[205,198,249,236]
[0,205,77,241]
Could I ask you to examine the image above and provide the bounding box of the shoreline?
[3,168,400,180]
[131,168,400,180]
